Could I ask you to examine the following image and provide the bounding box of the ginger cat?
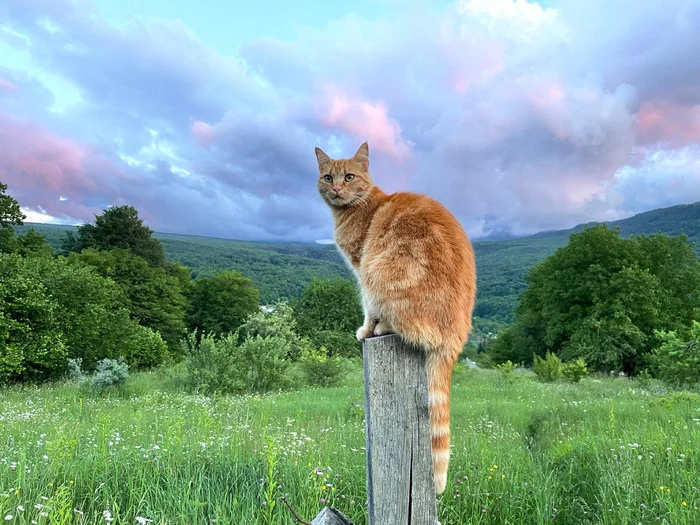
[314,141,476,494]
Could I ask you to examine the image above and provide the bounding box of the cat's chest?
[334,225,364,269]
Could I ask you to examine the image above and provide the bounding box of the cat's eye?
[345,174,355,182]
[323,175,333,183]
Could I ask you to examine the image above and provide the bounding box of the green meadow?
[1,365,698,525]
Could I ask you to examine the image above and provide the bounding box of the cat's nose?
[332,187,342,194]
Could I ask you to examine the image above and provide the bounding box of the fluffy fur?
[314,142,477,494]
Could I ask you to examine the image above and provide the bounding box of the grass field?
[1,366,699,524]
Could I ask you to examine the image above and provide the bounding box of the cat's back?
[372,190,472,250]
[365,190,475,278]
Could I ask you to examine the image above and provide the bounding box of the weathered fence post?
[363,334,439,525]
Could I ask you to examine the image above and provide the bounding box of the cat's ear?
[353,142,369,171]
[315,147,331,171]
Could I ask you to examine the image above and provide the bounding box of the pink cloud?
[446,42,505,94]
[318,86,413,161]
[636,100,700,146]
[0,77,17,91]
[191,120,215,147]
[0,112,125,221]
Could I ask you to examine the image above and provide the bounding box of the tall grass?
[1,366,698,524]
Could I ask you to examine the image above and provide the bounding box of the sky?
[1,0,699,243]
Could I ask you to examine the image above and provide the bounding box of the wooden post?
[363,334,439,525]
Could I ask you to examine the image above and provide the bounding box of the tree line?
[1,180,367,385]
[487,224,700,384]
[3,177,700,388]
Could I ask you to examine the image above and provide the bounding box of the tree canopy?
[291,277,363,357]
[187,269,260,339]
[490,225,700,375]
[63,205,165,267]
[68,248,188,352]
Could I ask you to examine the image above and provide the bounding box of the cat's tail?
[426,350,455,495]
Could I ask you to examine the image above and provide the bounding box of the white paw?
[356,325,374,341]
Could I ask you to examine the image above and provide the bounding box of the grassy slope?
[16,201,700,323]
[0,367,698,524]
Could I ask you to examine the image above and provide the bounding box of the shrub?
[235,335,291,393]
[184,332,243,395]
[299,346,347,387]
[495,360,517,384]
[562,358,589,383]
[533,352,563,382]
[236,303,312,361]
[184,332,290,395]
[120,324,169,370]
[91,358,129,391]
[309,329,361,358]
[649,321,700,388]
[66,358,85,382]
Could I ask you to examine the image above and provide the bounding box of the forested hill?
[16,201,700,325]
[533,201,700,240]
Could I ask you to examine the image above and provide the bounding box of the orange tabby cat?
[314,141,477,494]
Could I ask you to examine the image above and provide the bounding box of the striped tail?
[426,351,454,494]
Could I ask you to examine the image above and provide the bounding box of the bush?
[236,335,291,393]
[184,332,290,395]
[495,360,517,384]
[236,303,312,361]
[309,329,360,358]
[91,358,129,391]
[562,358,589,383]
[649,321,700,388]
[299,346,347,387]
[120,324,169,370]
[66,358,85,382]
[533,352,563,382]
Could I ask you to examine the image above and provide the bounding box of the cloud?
[0,76,16,91]
[316,85,413,161]
[0,111,113,221]
[191,121,215,148]
[636,100,700,146]
[612,146,700,213]
[1,0,699,242]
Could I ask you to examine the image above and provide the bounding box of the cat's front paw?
[356,325,374,341]
[373,321,394,336]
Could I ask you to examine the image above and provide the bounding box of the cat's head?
[314,142,374,207]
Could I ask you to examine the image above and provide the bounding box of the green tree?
[0,254,66,383]
[495,225,700,375]
[11,227,54,257]
[0,180,26,253]
[62,205,165,267]
[187,270,260,338]
[69,248,187,353]
[41,256,168,370]
[0,181,24,227]
[0,253,168,383]
[649,321,700,388]
[291,277,363,357]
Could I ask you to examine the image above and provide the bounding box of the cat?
[314,141,477,494]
